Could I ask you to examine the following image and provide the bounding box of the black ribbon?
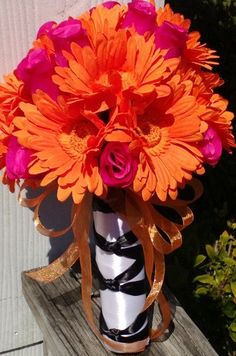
[100,311,149,343]
[95,229,143,259]
[97,258,146,295]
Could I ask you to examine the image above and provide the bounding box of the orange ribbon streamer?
[22,179,203,352]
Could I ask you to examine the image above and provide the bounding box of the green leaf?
[229,330,236,342]
[229,322,236,332]
[220,230,230,244]
[223,257,236,266]
[215,270,225,285]
[223,302,236,318]
[195,287,209,296]
[227,221,236,231]
[223,284,231,293]
[194,274,215,285]
[194,254,207,267]
[231,281,236,297]
[205,245,216,259]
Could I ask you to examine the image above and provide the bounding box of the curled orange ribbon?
[22,178,203,353]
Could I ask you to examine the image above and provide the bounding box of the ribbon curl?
[22,178,203,352]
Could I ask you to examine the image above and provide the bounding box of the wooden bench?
[22,268,218,356]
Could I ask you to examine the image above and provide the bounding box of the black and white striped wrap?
[93,197,150,350]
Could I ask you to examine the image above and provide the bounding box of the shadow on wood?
[22,268,218,356]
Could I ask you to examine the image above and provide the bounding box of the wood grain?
[3,343,44,356]
[22,269,218,356]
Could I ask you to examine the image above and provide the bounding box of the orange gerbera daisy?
[127,81,207,201]
[0,73,28,122]
[184,31,219,70]
[156,4,191,31]
[0,74,31,183]
[52,27,179,114]
[14,91,108,204]
[177,71,235,151]
[0,110,16,191]
[0,110,8,169]
[177,68,223,105]
[199,94,235,151]
[79,3,127,45]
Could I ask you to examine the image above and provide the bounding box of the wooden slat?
[22,269,218,356]
[3,343,44,356]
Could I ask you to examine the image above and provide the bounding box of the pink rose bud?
[15,48,59,100]
[6,137,33,180]
[37,21,56,38]
[100,142,138,188]
[50,19,89,66]
[155,21,188,59]
[199,126,223,166]
[103,1,120,9]
[121,0,156,35]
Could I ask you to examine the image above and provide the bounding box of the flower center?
[137,117,161,146]
[59,119,98,159]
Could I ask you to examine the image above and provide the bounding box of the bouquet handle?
[93,197,150,351]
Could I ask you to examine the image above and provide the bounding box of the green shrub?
[194,223,236,354]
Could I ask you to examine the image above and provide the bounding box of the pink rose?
[37,18,89,67]
[155,21,188,59]
[15,48,58,100]
[199,126,223,166]
[103,1,120,9]
[6,137,33,180]
[121,0,156,35]
[36,21,56,38]
[100,142,138,188]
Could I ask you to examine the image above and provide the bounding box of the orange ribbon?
[22,179,203,352]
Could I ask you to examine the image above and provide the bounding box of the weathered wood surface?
[22,269,218,356]
[3,343,44,356]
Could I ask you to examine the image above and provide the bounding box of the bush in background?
[194,224,236,354]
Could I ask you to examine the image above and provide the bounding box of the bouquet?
[0,0,235,353]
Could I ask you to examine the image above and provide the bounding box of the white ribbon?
[93,210,147,331]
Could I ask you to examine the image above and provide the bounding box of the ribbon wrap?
[23,179,203,353]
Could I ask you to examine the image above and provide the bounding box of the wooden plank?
[0,184,48,352]
[22,269,218,356]
[3,343,44,356]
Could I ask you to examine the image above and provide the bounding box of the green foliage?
[194,225,236,352]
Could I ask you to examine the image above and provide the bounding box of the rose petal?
[200,126,222,166]
[155,21,188,59]
[49,19,89,66]
[103,1,120,9]
[6,137,33,180]
[121,0,156,35]
[37,21,56,38]
[15,48,59,100]
[100,142,138,187]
